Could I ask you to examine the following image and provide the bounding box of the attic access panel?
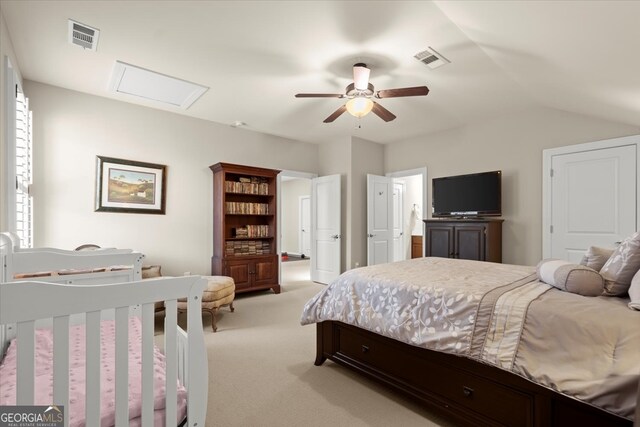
[109,61,208,109]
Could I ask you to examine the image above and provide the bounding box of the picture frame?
[95,156,167,214]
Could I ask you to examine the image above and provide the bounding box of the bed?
[0,233,208,427]
[302,257,639,427]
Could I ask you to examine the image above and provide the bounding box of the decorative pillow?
[536,259,604,297]
[629,269,640,311]
[599,232,640,296]
[579,246,615,271]
[142,265,162,279]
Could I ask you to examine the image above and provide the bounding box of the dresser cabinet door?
[253,256,276,286]
[225,259,251,290]
[454,225,486,261]
[425,225,454,258]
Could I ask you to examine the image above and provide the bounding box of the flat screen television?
[432,170,501,217]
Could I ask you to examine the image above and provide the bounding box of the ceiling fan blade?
[295,93,344,98]
[371,101,396,122]
[323,105,347,123]
[353,63,370,91]
[375,86,429,99]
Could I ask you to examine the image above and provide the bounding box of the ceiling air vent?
[414,47,450,70]
[68,19,100,51]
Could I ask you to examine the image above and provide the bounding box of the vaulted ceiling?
[2,1,639,144]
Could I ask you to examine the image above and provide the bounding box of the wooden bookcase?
[210,162,281,294]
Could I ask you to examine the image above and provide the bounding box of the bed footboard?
[316,321,633,427]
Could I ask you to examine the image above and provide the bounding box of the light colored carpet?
[176,260,455,427]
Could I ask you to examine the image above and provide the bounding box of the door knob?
[331,234,341,239]
[368,233,376,238]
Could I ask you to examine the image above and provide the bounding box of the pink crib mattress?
[0,317,187,427]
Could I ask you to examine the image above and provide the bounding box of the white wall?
[280,178,310,254]
[25,80,319,276]
[0,7,23,231]
[385,106,640,266]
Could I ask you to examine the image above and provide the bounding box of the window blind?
[15,90,32,248]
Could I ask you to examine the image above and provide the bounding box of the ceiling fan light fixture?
[346,97,374,118]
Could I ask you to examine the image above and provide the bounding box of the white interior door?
[299,196,311,257]
[311,175,341,284]
[392,181,405,262]
[550,145,636,262]
[367,174,393,266]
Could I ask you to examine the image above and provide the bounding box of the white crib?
[0,233,208,427]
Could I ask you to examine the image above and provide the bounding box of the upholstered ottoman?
[177,276,235,332]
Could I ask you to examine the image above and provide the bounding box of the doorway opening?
[367,167,427,266]
[278,171,315,285]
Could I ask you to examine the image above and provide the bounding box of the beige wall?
[318,137,350,272]
[385,106,640,266]
[19,78,640,273]
[280,178,311,254]
[350,137,384,268]
[317,136,385,270]
[25,80,319,276]
[0,7,23,231]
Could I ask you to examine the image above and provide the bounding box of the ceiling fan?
[295,63,429,123]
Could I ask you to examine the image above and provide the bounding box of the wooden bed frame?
[315,321,634,427]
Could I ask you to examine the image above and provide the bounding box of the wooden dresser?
[210,162,281,294]
[423,218,503,263]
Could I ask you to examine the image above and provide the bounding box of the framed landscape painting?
[95,156,166,214]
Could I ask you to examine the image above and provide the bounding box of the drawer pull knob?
[462,386,474,398]
[361,345,370,353]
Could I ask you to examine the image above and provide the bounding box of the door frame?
[386,167,428,257]
[277,170,317,285]
[298,195,311,257]
[542,134,640,258]
[392,180,406,261]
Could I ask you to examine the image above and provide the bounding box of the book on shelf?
[225,180,270,195]
[226,202,269,215]
[225,239,271,256]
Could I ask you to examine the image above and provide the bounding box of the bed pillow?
[599,231,640,296]
[629,269,640,311]
[536,259,604,297]
[579,246,615,271]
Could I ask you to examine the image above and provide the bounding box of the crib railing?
[0,276,208,427]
